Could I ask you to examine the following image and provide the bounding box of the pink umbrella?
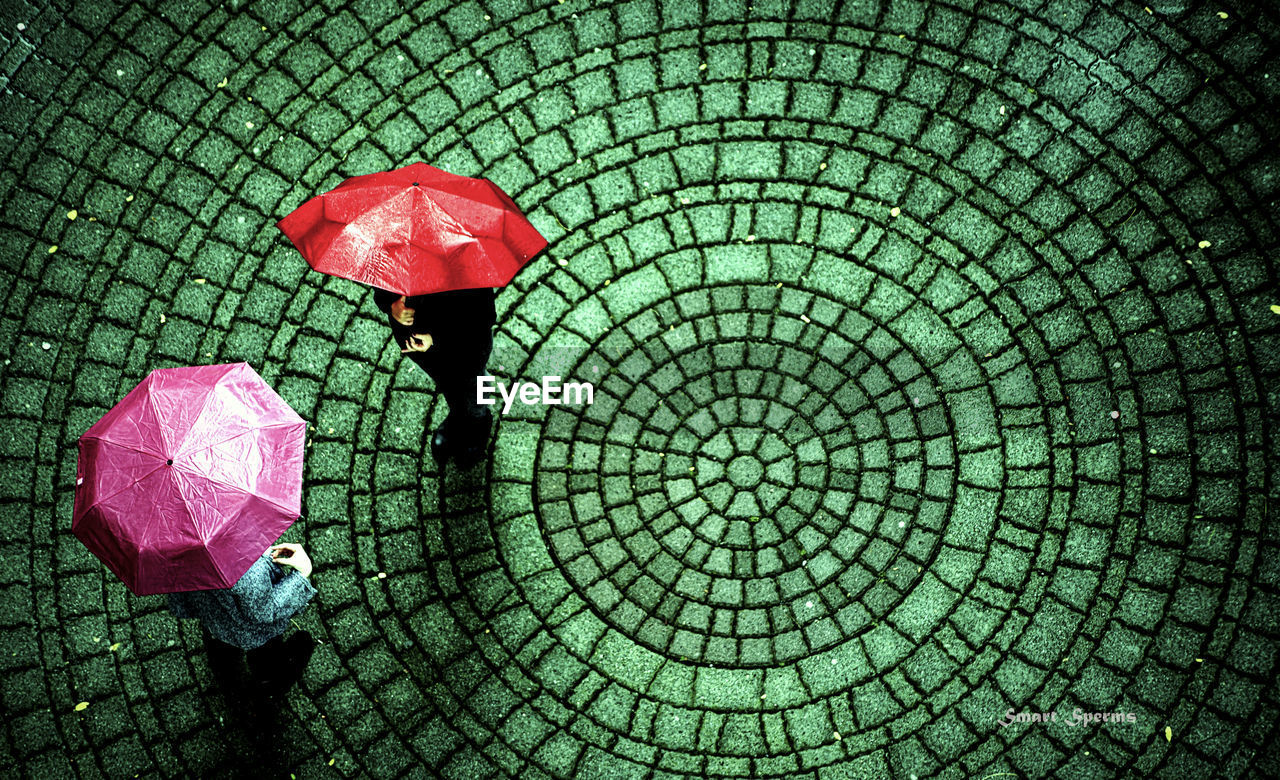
[72,363,306,595]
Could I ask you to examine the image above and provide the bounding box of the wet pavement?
[1,0,1278,777]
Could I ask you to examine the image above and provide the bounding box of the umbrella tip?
[412,182,419,186]
[166,459,173,466]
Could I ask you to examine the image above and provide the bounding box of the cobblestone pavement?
[2,0,1279,778]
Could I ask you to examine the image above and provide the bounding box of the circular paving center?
[726,453,764,490]
[527,280,974,675]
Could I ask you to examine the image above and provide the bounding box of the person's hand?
[401,333,433,353]
[390,296,414,326]
[270,544,313,578]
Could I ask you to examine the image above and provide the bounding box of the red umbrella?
[72,363,306,595]
[276,161,547,296]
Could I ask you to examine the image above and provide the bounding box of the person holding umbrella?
[167,542,317,691]
[277,162,547,466]
[372,285,496,464]
[73,362,317,697]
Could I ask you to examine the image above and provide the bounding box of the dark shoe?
[430,426,454,462]
[432,409,492,463]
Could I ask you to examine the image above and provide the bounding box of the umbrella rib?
[144,378,172,455]
[75,463,169,522]
[171,463,299,518]
[168,366,233,456]
[174,421,303,460]
[79,434,164,459]
[410,183,495,233]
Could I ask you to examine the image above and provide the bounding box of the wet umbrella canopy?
[276,161,547,295]
[72,363,306,595]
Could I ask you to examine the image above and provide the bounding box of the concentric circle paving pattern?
[534,281,966,670]
[1,0,1278,778]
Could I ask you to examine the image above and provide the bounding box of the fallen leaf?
[75,702,89,712]
[1165,726,1172,742]
[193,278,207,284]
[125,194,134,202]
[217,77,228,88]
[1217,11,1229,19]
[1270,305,1280,314]
[1198,239,1212,249]
[109,643,122,652]
[67,209,77,220]
[48,245,57,253]
[800,314,811,323]
[890,206,901,217]
[160,314,166,324]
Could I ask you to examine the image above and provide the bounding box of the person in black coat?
[372,286,496,464]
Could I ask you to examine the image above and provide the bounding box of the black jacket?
[371,287,496,355]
